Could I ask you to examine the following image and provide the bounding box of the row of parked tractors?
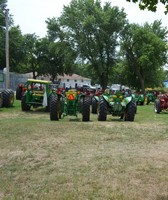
[15,79,168,122]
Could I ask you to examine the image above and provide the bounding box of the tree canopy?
[52,0,128,89]
[0,0,168,90]
[120,21,168,92]
[126,0,168,14]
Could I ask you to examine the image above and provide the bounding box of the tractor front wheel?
[50,94,59,121]
[82,97,90,121]
[91,97,98,114]
[21,95,30,111]
[98,98,107,121]
[124,101,136,121]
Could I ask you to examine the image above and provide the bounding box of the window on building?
[81,79,83,82]
[67,79,69,82]
[74,80,77,82]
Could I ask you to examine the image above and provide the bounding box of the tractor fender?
[102,94,109,102]
[94,96,99,102]
[138,94,145,101]
[124,96,132,105]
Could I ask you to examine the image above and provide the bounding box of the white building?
[57,74,91,88]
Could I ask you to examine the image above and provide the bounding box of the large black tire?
[91,97,98,114]
[82,97,90,122]
[50,94,59,121]
[98,98,107,121]
[1,89,14,107]
[0,92,3,108]
[124,101,136,121]
[21,95,30,111]
[154,100,161,114]
[16,86,22,100]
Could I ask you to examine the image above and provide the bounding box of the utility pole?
[5,8,9,89]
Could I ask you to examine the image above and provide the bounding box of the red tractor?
[16,83,26,100]
[154,93,168,113]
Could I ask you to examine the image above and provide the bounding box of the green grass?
[0,100,168,200]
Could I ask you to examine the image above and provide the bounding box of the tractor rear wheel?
[98,98,107,121]
[82,97,90,121]
[154,100,161,113]
[16,86,23,100]
[91,97,98,114]
[1,89,14,107]
[124,101,136,121]
[21,95,30,111]
[50,94,59,121]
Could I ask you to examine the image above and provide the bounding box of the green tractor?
[132,92,145,105]
[21,79,55,111]
[145,90,158,105]
[98,91,136,121]
[50,89,90,121]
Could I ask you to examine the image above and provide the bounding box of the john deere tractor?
[133,92,145,105]
[50,89,90,121]
[145,89,158,105]
[98,90,136,121]
[21,79,56,111]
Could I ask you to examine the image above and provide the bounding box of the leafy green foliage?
[54,0,128,89]
[9,26,25,72]
[120,21,168,92]
[126,0,168,14]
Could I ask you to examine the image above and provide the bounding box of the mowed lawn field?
[0,100,168,200]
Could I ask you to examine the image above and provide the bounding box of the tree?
[21,33,41,78]
[9,26,25,72]
[45,17,78,82]
[120,21,168,93]
[51,0,128,90]
[0,3,24,72]
[126,0,168,14]
[36,36,76,82]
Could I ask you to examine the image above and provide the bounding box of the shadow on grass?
[22,107,49,114]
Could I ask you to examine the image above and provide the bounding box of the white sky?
[7,0,168,38]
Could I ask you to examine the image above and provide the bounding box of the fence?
[0,70,32,91]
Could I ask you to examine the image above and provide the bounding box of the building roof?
[23,73,91,81]
[57,73,91,81]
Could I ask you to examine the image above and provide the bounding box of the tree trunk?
[99,72,108,91]
[32,71,36,79]
[139,78,145,94]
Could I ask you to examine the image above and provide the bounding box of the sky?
[7,0,168,38]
